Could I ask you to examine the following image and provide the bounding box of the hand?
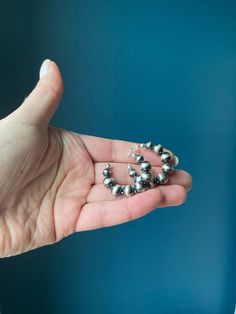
[0,60,192,257]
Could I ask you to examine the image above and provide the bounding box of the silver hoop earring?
[103,141,177,197]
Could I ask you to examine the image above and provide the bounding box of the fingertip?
[175,185,187,205]
[39,59,51,79]
[187,173,193,192]
[157,184,187,207]
[170,185,187,206]
[8,59,65,127]
[39,59,64,96]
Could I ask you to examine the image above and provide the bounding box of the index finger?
[78,134,178,166]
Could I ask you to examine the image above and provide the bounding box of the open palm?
[0,60,192,257]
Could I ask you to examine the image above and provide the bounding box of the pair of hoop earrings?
[103,141,178,197]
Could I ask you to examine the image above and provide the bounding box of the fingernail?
[175,156,179,166]
[39,59,51,78]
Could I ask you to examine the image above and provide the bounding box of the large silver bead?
[153,144,163,154]
[134,182,145,193]
[103,177,115,188]
[140,161,151,172]
[149,176,159,187]
[111,184,123,196]
[123,185,134,197]
[141,172,152,182]
[161,152,171,163]
[134,175,143,183]
[157,172,168,184]
[162,162,174,174]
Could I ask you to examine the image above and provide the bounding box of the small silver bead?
[103,177,115,188]
[134,182,145,193]
[128,164,137,177]
[123,185,134,197]
[112,184,123,196]
[162,162,174,174]
[161,152,172,163]
[129,170,136,177]
[146,141,153,149]
[136,155,144,164]
[153,144,163,154]
[141,161,151,172]
[132,153,144,164]
[141,172,152,182]
[103,169,111,177]
[157,172,168,184]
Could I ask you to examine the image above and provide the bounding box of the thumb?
[7,59,64,127]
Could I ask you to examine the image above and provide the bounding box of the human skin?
[0,60,192,258]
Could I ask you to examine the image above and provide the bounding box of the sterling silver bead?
[134,182,145,193]
[123,185,134,197]
[103,169,111,177]
[149,176,159,187]
[103,140,178,197]
[140,161,151,172]
[141,172,152,182]
[134,175,143,183]
[141,141,153,149]
[112,184,123,196]
[103,177,115,188]
[153,144,163,154]
[129,169,137,177]
[162,162,174,174]
[157,172,168,184]
[161,152,171,163]
[128,164,137,177]
[146,141,153,148]
[136,155,144,164]
[132,153,144,164]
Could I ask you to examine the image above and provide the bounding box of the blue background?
[0,0,235,313]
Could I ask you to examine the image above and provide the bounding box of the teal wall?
[0,1,235,313]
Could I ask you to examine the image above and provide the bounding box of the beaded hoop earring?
[103,141,177,197]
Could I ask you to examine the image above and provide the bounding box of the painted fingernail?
[39,59,51,78]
